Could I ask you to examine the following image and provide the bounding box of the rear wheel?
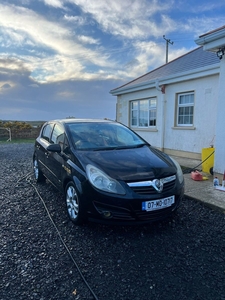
[33,155,45,183]
[65,182,86,225]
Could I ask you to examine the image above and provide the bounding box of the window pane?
[131,101,138,109]
[131,110,137,126]
[139,100,148,127]
[51,124,64,144]
[179,94,194,105]
[130,98,157,127]
[42,124,54,142]
[150,99,156,107]
[178,115,183,124]
[177,93,194,126]
[149,110,156,126]
[179,107,184,115]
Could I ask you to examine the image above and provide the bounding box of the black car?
[33,119,184,225]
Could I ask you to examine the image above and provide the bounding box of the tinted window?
[51,124,65,150]
[41,123,54,142]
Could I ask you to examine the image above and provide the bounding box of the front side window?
[51,124,66,150]
[177,93,194,126]
[130,98,156,127]
[41,123,54,142]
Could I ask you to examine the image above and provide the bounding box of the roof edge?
[111,47,202,93]
[110,63,220,96]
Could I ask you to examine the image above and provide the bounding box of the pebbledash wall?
[116,73,219,160]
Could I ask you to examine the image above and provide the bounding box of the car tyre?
[33,155,45,183]
[65,182,86,225]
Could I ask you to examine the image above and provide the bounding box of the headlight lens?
[170,157,184,184]
[86,164,126,195]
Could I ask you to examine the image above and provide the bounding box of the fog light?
[102,211,112,218]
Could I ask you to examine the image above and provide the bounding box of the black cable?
[182,150,215,174]
[15,173,99,300]
[14,150,215,299]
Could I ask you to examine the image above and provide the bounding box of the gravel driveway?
[1,143,225,300]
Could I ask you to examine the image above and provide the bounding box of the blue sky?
[0,0,225,121]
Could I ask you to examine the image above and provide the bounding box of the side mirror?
[47,144,61,153]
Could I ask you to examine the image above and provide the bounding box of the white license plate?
[142,196,175,212]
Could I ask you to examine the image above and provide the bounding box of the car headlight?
[170,157,184,184]
[86,164,126,195]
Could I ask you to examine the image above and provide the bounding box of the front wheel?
[33,155,45,183]
[65,182,86,225]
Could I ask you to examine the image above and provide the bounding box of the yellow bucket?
[201,147,215,174]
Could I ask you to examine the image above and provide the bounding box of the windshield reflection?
[67,122,147,150]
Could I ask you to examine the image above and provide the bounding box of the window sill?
[172,126,196,130]
[131,127,158,132]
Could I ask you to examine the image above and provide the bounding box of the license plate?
[142,196,175,211]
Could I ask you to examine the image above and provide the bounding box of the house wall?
[214,56,225,175]
[116,74,219,159]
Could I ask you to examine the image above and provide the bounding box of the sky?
[0,0,225,121]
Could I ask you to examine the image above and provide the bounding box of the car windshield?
[67,122,148,150]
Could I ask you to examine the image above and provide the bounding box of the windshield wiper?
[123,143,149,148]
[93,146,117,151]
[93,143,148,151]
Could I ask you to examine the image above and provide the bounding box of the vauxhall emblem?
[152,179,163,193]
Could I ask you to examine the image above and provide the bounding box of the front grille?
[129,180,175,195]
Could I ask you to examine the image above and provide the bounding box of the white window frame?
[130,98,157,128]
[176,92,194,127]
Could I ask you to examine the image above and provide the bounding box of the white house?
[110,25,225,178]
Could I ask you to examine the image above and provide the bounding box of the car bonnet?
[75,145,177,181]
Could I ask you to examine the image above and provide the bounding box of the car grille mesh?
[129,180,175,195]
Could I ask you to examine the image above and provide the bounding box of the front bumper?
[87,185,184,224]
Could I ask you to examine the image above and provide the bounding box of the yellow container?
[201,147,215,174]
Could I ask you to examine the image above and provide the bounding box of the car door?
[45,123,65,188]
[36,122,54,176]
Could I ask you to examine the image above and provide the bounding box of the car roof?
[47,118,116,125]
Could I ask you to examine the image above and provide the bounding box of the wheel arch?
[63,175,83,194]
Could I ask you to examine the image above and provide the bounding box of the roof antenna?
[163,35,174,63]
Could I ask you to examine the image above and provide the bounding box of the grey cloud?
[1,83,11,89]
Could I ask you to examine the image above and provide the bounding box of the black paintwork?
[33,119,184,224]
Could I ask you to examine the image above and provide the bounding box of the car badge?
[152,179,163,193]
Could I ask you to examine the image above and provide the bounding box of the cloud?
[1,83,11,89]
[71,0,175,39]
[1,0,221,87]
[42,0,65,9]
[0,3,116,83]
[0,4,110,62]
[63,14,86,25]
[77,35,100,45]
[0,76,122,121]
[180,17,225,37]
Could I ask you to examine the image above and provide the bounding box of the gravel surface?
[1,143,225,300]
